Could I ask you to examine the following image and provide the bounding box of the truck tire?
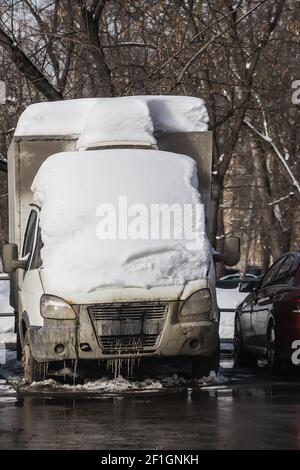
[192,338,220,378]
[22,333,45,384]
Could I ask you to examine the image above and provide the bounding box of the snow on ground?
[0,277,15,345]
[0,351,21,402]
[0,332,15,344]
[32,149,211,302]
[0,379,16,402]
[0,350,22,380]
[15,96,209,138]
[14,370,227,393]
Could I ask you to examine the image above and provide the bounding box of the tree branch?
[175,1,266,86]
[244,119,300,198]
[0,25,63,101]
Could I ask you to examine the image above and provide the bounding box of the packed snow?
[136,95,209,132]
[18,371,226,393]
[15,99,96,136]
[32,149,211,302]
[77,98,156,150]
[15,96,209,138]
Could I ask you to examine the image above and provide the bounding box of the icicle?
[73,359,78,385]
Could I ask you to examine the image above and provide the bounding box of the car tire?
[22,332,46,384]
[234,315,257,368]
[267,322,283,376]
[192,337,220,378]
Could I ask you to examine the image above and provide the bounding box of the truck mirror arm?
[212,236,241,267]
[2,243,26,274]
[212,252,225,263]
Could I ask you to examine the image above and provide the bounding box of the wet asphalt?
[1,355,300,449]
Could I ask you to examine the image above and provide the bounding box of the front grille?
[87,302,168,354]
[88,302,167,321]
[99,334,159,353]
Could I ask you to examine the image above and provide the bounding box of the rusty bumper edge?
[27,318,219,363]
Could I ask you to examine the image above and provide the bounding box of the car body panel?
[235,251,300,364]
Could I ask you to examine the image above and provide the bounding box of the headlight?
[180,289,211,321]
[40,295,76,320]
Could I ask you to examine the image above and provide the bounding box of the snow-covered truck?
[3,96,239,383]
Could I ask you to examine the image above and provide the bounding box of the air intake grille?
[87,302,168,354]
[88,302,167,321]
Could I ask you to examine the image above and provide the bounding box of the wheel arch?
[20,311,30,347]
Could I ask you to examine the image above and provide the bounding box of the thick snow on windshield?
[32,150,211,301]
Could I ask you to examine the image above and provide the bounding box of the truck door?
[18,208,43,331]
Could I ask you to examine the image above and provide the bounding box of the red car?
[234,251,300,374]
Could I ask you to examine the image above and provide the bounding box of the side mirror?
[2,244,26,273]
[239,279,260,293]
[213,236,241,266]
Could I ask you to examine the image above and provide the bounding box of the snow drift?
[31,149,211,302]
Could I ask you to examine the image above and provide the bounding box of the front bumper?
[28,301,219,363]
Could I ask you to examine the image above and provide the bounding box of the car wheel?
[234,315,257,368]
[267,322,283,375]
[192,337,220,378]
[22,332,46,384]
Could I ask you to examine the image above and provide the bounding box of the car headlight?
[40,295,76,320]
[180,289,211,321]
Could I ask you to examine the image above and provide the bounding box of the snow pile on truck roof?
[31,149,211,301]
[135,95,209,133]
[77,98,156,150]
[15,96,209,141]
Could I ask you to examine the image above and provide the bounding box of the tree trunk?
[290,209,300,251]
[250,139,282,260]
[209,178,223,248]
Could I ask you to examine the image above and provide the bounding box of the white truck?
[3,96,239,383]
